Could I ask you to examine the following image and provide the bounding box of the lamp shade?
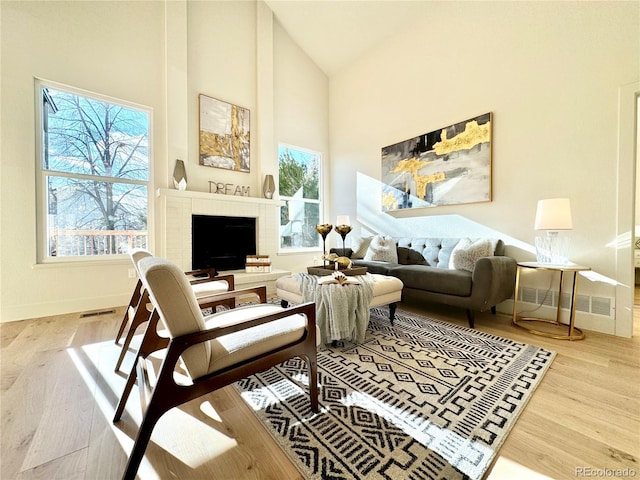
[534,198,573,231]
[336,215,350,226]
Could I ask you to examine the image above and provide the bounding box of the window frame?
[277,143,324,254]
[34,78,153,264]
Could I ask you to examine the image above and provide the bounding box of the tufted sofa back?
[395,238,505,269]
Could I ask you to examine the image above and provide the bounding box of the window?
[278,144,322,251]
[36,80,150,261]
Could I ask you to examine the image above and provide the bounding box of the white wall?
[0,1,167,321]
[273,20,330,272]
[185,0,258,194]
[0,0,329,322]
[329,1,639,334]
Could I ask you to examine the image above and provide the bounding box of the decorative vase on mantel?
[263,174,275,199]
[173,159,187,191]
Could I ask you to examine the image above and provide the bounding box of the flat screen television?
[192,214,256,271]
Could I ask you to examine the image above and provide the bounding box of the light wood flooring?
[1,299,639,480]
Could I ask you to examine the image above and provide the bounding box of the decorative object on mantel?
[334,215,352,256]
[172,159,187,190]
[263,174,275,199]
[315,223,333,266]
[534,197,573,264]
[381,112,492,211]
[245,255,271,273]
[199,94,250,172]
[208,181,250,196]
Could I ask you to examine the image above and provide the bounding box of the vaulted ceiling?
[264,0,432,76]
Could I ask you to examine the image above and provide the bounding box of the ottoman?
[276,273,403,324]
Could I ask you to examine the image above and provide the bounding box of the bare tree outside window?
[38,83,149,259]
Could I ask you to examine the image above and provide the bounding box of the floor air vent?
[80,309,116,318]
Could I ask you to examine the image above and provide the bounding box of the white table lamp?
[336,215,350,226]
[534,198,572,264]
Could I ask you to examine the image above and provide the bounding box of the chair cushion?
[138,256,211,379]
[131,248,153,273]
[202,304,307,377]
[191,279,231,297]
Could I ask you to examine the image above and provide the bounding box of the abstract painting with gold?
[381,112,492,211]
[199,94,250,172]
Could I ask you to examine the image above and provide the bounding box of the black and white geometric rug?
[235,306,555,480]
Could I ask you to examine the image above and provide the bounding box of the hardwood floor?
[1,301,638,479]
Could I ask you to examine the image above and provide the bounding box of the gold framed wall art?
[381,112,492,211]
[199,94,250,172]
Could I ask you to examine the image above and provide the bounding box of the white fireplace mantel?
[157,188,285,206]
[157,188,285,274]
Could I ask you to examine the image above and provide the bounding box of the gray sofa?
[333,237,516,328]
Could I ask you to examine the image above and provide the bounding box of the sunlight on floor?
[240,378,308,411]
[67,339,239,474]
[150,402,238,468]
[340,390,493,480]
[490,456,555,479]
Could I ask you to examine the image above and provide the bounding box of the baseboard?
[498,300,615,336]
[1,293,129,323]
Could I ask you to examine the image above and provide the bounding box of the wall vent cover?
[517,289,615,318]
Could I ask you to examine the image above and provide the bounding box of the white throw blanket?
[296,273,374,345]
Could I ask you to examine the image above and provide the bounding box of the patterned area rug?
[235,306,555,480]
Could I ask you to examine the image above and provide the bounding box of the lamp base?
[535,235,570,264]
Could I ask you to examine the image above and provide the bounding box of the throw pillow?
[397,246,428,265]
[449,238,496,272]
[364,235,399,263]
[350,236,373,259]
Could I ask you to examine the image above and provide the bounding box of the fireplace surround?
[158,188,281,274]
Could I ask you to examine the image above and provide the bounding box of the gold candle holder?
[334,224,352,256]
[315,224,333,266]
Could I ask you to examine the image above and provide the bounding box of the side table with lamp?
[512,262,590,340]
[512,198,589,340]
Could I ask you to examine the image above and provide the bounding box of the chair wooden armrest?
[190,273,235,290]
[196,285,266,310]
[174,301,315,351]
[130,301,317,420]
[184,267,216,279]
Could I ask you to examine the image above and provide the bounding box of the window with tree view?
[278,144,321,250]
[37,82,150,260]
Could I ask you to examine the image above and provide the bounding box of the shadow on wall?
[354,171,534,257]
[353,171,620,290]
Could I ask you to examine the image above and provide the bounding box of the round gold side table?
[512,261,590,341]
